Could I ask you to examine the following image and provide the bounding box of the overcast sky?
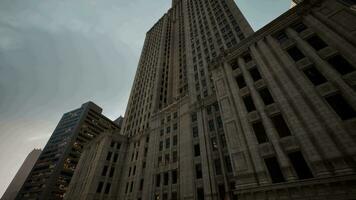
[0,0,290,197]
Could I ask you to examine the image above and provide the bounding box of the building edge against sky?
[6,0,356,199]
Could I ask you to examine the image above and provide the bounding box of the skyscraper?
[16,102,122,200]
[1,149,41,200]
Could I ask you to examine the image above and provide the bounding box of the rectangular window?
[211,137,218,151]
[104,183,111,194]
[139,179,144,191]
[216,116,223,129]
[292,22,308,33]
[288,151,314,179]
[218,184,225,200]
[220,134,227,148]
[307,35,327,51]
[214,159,222,175]
[129,182,133,193]
[325,93,356,120]
[191,113,198,122]
[173,135,178,146]
[173,151,177,163]
[193,126,199,138]
[287,46,305,61]
[172,192,178,200]
[196,164,203,179]
[225,156,233,173]
[271,114,292,137]
[164,172,169,185]
[109,167,115,178]
[208,120,215,131]
[165,154,170,163]
[172,170,178,184]
[194,144,201,157]
[327,55,355,75]
[156,174,161,187]
[163,193,168,200]
[102,166,108,176]
[259,88,274,105]
[264,157,285,183]
[252,121,269,144]
[197,188,205,200]
[249,67,262,81]
[113,153,118,163]
[303,65,327,86]
[159,141,163,151]
[96,182,104,193]
[243,95,256,112]
[243,53,252,63]
[230,59,239,70]
[106,152,112,161]
[235,75,246,89]
[166,138,170,149]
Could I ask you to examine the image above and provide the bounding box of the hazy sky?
[0,0,289,197]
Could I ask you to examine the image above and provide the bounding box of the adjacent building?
[16,102,122,200]
[1,149,42,200]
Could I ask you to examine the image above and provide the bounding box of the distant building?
[16,102,122,200]
[64,132,128,200]
[1,149,41,200]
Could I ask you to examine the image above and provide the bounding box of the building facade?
[16,102,122,200]
[1,149,42,200]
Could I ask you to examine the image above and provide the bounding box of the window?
[173,135,178,146]
[106,152,112,161]
[116,143,121,150]
[275,31,288,43]
[104,183,111,194]
[259,88,274,105]
[113,153,118,163]
[303,65,327,86]
[194,144,201,157]
[159,141,163,151]
[110,141,115,148]
[225,156,233,173]
[307,35,327,51]
[292,22,307,33]
[166,138,170,149]
[325,93,356,120]
[102,166,108,176]
[327,55,355,75]
[191,113,198,122]
[230,59,239,70]
[211,137,218,151]
[287,46,305,61]
[139,179,144,191]
[195,164,203,179]
[96,182,104,193]
[172,192,178,200]
[156,174,161,187]
[129,182,133,193]
[235,75,246,89]
[220,134,227,148]
[207,106,212,114]
[264,157,285,183]
[193,126,199,138]
[172,170,178,184]
[216,116,223,129]
[288,152,314,179]
[249,67,262,81]
[218,184,225,200]
[243,53,252,63]
[243,95,256,112]
[208,120,215,131]
[271,114,292,137]
[252,121,269,144]
[163,193,168,200]
[173,151,177,163]
[164,172,169,185]
[109,167,115,178]
[197,188,205,200]
[214,159,222,175]
[165,154,170,163]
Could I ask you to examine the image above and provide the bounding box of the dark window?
[191,113,198,122]
[129,182,133,193]
[113,153,118,162]
[110,141,115,147]
[287,46,305,61]
[106,152,112,161]
[96,182,104,193]
[196,164,203,179]
[208,120,215,131]
[303,65,327,86]
[211,137,218,151]
[264,157,285,183]
[307,35,327,51]
[172,192,178,200]
[220,134,227,148]
[104,183,111,194]
[250,67,262,81]
[230,59,239,70]
[197,188,205,200]
[163,193,168,200]
[173,135,177,146]
[288,152,314,179]
[292,22,308,33]
[243,95,256,112]
[259,88,274,105]
[173,151,177,163]
[243,53,252,63]
[275,31,288,43]
[193,126,199,138]
[194,144,201,157]
[225,156,233,173]
[139,179,144,190]
[217,116,223,129]
[109,167,115,178]
[172,170,178,184]
[235,75,246,89]
[156,174,161,187]
[166,138,170,149]
[252,121,269,144]
[326,93,356,120]
[327,55,355,75]
[207,106,212,114]
[271,114,292,137]
[102,166,108,176]
[164,172,169,185]
[214,159,222,175]
[218,184,225,200]
[159,141,163,151]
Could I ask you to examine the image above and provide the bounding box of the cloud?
[0,25,24,51]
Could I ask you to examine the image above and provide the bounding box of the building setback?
[1,149,41,200]
[16,102,122,200]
